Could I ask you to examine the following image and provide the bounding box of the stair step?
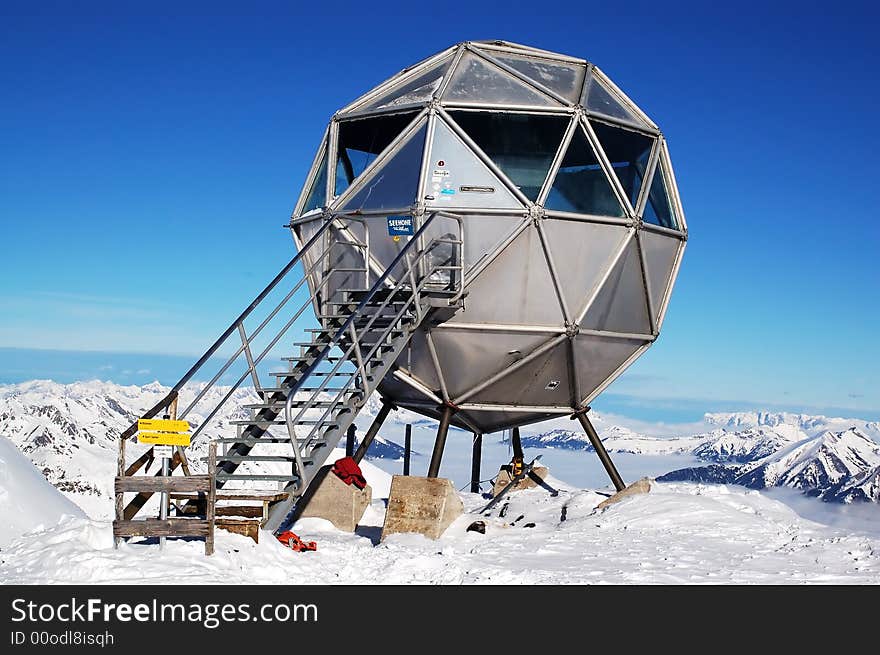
[214,436,294,444]
[216,473,299,482]
[230,419,339,427]
[242,401,339,410]
[217,455,312,464]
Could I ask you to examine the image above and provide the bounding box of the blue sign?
[387,216,414,236]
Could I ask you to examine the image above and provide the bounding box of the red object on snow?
[276,531,317,552]
[331,456,367,489]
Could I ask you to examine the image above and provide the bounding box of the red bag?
[331,456,367,489]
[276,531,316,552]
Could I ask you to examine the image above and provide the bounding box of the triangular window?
[488,52,584,104]
[341,124,426,212]
[443,52,560,107]
[449,111,568,201]
[301,149,327,214]
[334,111,419,197]
[590,120,654,211]
[642,159,678,229]
[585,74,648,127]
[544,125,624,216]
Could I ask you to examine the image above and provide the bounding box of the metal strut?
[427,403,456,478]
[353,399,395,463]
[572,407,625,491]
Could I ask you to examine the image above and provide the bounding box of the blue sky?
[1,2,878,421]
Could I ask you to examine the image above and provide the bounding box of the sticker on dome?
[387,216,414,236]
[440,188,456,195]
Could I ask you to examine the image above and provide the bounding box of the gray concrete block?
[381,475,463,540]
[596,477,652,510]
[298,466,371,532]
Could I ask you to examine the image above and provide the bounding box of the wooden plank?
[116,475,211,494]
[206,442,216,556]
[123,452,183,520]
[216,506,263,518]
[115,434,126,549]
[113,519,210,538]
[169,492,287,502]
[125,446,155,477]
[216,519,260,544]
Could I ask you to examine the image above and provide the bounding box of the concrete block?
[298,466,371,532]
[381,476,463,540]
[492,465,550,497]
[596,477,652,510]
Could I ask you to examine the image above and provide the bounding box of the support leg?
[470,432,482,493]
[403,424,411,476]
[353,399,394,464]
[427,405,454,478]
[574,409,625,491]
[345,424,356,458]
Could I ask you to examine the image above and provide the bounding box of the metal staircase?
[117,211,464,534]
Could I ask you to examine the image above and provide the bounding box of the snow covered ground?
[1,442,879,584]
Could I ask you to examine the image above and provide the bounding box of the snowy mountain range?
[660,428,880,503]
[0,380,410,517]
[1,380,878,516]
[511,413,880,503]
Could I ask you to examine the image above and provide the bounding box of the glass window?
[302,150,327,214]
[362,58,452,111]
[449,111,568,201]
[335,111,419,197]
[589,120,654,210]
[444,52,558,107]
[544,125,624,216]
[491,53,585,104]
[585,75,645,126]
[342,125,426,211]
[642,159,678,229]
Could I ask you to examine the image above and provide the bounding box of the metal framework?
[290,40,687,434]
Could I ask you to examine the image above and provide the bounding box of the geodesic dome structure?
[290,40,687,434]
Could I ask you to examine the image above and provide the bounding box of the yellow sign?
[138,431,191,446]
[138,419,189,432]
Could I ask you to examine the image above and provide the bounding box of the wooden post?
[168,396,191,477]
[206,442,216,556]
[403,424,411,476]
[114,434,126,548]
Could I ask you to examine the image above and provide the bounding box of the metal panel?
[471,340,573,407]
[638,230,681,330]
[580,236,652,335]
[541,218,631,323]
[459,214,528,272]
[449,223,565,327]
[442,51,563,107]
[572,334,647,398]
[401,330,442,394]
[425,117,524,210]
[426,328,551,399]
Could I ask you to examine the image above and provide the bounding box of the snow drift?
[0,435,85,547]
